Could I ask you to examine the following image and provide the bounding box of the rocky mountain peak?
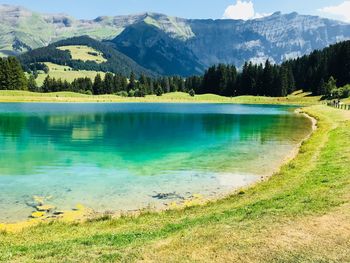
[0,4,349,76]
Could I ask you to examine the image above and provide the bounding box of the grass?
[0,104,349,262]
[57,45,107,64]
[35,62,106,86]
[0,90,322,104]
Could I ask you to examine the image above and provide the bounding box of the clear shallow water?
[0,103,312,222]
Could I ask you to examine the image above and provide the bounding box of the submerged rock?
[36,205,56,212]
[152,192,184,200]
[53,211,64,216]
[28,195,54,208]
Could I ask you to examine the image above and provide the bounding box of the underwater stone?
[152,192,184,200]
[36,205,56,212]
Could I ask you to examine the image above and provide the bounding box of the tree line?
[186,41,350,97]
[29,72,187,97]
[1,40,349,98]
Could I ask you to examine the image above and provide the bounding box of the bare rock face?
[185,12,350,67]
[111,12,350,74]
[0,4,349,75]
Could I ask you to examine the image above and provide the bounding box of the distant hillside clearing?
[35,62,106,86]
[57,45,107,63]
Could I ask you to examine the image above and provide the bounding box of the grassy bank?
[0,105,349,262]
[0,90,321,104]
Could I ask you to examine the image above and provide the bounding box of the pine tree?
[280,65,289,97]
[262,60,274,96]
[8,57,27,90]
[155,85,163,96]
[28,75,38,92]
[42,76,51,93]
[103,73,114,94]
[162,77,170,93]
[93,74,103,95]
[287,66,295,93]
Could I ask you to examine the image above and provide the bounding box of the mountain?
[18,36,156,77]
[1,4,350,75]
[0,5,193,57]
[110,22,204,76]
[113,11,350,69]
[187,12,350,67]
[0,4,141,56]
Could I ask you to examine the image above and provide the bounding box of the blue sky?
[0,0,349,22]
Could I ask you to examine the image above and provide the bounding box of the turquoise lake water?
[0,103,312,222]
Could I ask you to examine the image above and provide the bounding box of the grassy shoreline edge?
[0,90,321,105]
[0,98,349,261]
[0,107,317,233]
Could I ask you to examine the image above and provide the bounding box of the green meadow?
[35,62,106,87]
[0,93,349,262]
[57,45,107,64]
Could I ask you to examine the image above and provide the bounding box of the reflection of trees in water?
[0,114,27,137]
[201,114,311,144]
[0,112,310,176]
[0,112,309,147]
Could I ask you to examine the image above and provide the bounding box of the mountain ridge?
[1,4,350,76]
[109,22,204,76]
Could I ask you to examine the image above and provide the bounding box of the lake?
[0,103,312,222]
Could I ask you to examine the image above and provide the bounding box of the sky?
[0,0,350,22]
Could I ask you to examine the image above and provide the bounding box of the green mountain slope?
[0,5,191,57]
[2,4,350,76]
[110,22,204,76]
[18,36,156,77]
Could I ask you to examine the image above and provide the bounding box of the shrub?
[128,89,135,97]
[134,88,146,97]
[189,89,195,97]
[331,85,350,99]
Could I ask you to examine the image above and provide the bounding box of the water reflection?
[0,104,311,176]
[0,103,312,222]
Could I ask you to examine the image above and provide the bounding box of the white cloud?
[222,0,270,20]
[318,1,350,22]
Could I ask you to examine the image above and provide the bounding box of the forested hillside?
[186,41,350,97]
[18,36,155,77]
[110,22,205,76]
[1,41,349,100]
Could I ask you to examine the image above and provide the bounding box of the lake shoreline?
[0,90,321,105]
[0,108,317,232]
[2,105,349,262]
